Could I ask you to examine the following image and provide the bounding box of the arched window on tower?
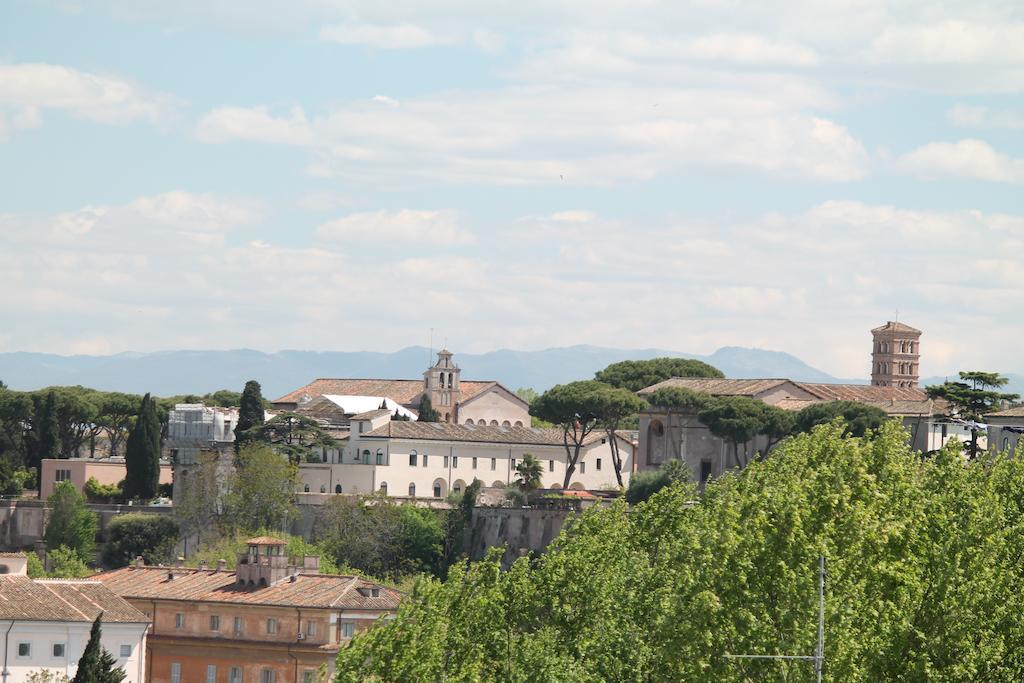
[448,372,453,387]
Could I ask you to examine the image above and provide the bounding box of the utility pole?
[723,556,826,683]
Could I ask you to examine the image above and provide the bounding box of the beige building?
[274,349,530,427]
[299,411,636,498]
[40,458,173,499]
[0,553,150,683]
[93,537,401,683]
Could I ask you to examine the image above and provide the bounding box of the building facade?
[870,321,922,388]
[274,349,530,427]
[0,553,149,683]
[299,414,636,498]
[987,406,1024,455]
[94,537,401,683]
[40,458,173,499]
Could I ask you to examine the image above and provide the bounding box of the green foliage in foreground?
[336,422,1024,682]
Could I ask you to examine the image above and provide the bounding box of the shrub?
[102,513,179,568]
[83,477,123,504]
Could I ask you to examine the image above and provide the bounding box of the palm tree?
[515,453,543,493]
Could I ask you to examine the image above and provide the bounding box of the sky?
[1,0,1023,379]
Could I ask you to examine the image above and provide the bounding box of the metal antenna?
[723,556,826,683]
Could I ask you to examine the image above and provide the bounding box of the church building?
[273,349,530,427]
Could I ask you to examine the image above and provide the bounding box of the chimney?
[199,560,208,570]
[134,556,145,569]
[301,556,320,574]
[217,559,227,572]
[175,556,184,568]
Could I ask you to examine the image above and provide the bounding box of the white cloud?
[896,139,1024,184]
[196,105,313,145]
[319,23,453,49]
[549,211,595,223]
[0,62,171,139]
[315,209,474,245]
[948,104,1024,130]
[372,95,400,107]
[868,21,1024,65]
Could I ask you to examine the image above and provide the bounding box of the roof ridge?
[40,582,91,621]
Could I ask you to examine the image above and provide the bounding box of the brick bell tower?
[870,321,922,388]
[423,349,461,422]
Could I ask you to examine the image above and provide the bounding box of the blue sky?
[1,0,1023,379]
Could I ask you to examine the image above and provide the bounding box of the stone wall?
[464,504,580,569]
[0,499,174,550]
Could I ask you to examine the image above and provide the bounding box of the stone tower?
[423,349,461,422]
[870,321,922,388]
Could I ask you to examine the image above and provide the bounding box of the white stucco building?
[298,410,636,498]
[0,554,149,683]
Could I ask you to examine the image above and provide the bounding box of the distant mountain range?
[1,346,1020,400]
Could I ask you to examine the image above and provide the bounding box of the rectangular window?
[229,668,242,683]
[341,621,356,639]
[549,460,554,472]
[261,670,276,683]
[171,663,182,683]
[941,424,948,438]
[55,468,71,482]
[119,644,131,658]
[422,454,428,467]
[596,458,602,471]
[267,618,278,634]
[234,616,244,635]
[303,672,316,683]
[210,615,220,631]
[700,460,713,484]
[175,613,185,629]
[306,620,317,637]
[409,452,417,467]
[472,457,477,469]
[443,455,449,468]
[511,458,516,469]
[580,462,586,474]
[490,458,496,471]
[53,643,65,658]
[207,664,217,683]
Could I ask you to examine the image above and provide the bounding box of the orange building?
[93,537,401,683]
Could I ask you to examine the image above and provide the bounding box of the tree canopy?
[793,400,888,438]
[416,395,440,422]
[336,422,1024,681]
[44,481,98,561]
[530,380,608,488]
[595,357,723,392]
[102,513,179,568]
[224,444,298,534]
[240,412,337,463]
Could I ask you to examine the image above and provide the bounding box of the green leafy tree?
[592,386,646,487]
[102,513,179,568]
[927,371,1020,458]
[0,388,33,466]
[174,451,228,546]
[73,615,125,683]
[83,477,123,504]
[595,357,723,392]
[793,400,889,438]
[44,481,98,562]
[514,453,544,492]
[761,404,797,453]
[416,395,440,422]
[336,422,1024,681]
[0,458,25,496]
[234,380,265,453]
[47,545,91,578]
[204,389,244,408]
[95,392,141,457]
[35,390,61,462]
[26,670,70,683]
[224,444,298,534]
[624,459,690,505]
[123,394,161,501]
[241,412,337,463]
[697,396,768,467]
[531,381,608,488]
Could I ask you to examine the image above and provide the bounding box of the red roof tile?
[273,379,496,406]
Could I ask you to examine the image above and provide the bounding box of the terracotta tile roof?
[363,421,575,446]
[273,379,495,407]
[92,566,401,611]
[638,378,794,397]
[0,577,148,623]
[871,321,921,334]
[795,382,928,402]
[989,406,1024,418]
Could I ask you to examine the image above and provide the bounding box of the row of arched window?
[875,362,917,375]
[464,419,524,427]
[876,341,917,354]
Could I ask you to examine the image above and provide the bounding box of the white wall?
[0,620,147,683]
[457,388,530,428]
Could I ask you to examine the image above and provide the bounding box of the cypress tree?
[37,390,61,461]
[73,614,125,683]
[417,395,440,422]
[123,394,160,501]
[235,380,265,453]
